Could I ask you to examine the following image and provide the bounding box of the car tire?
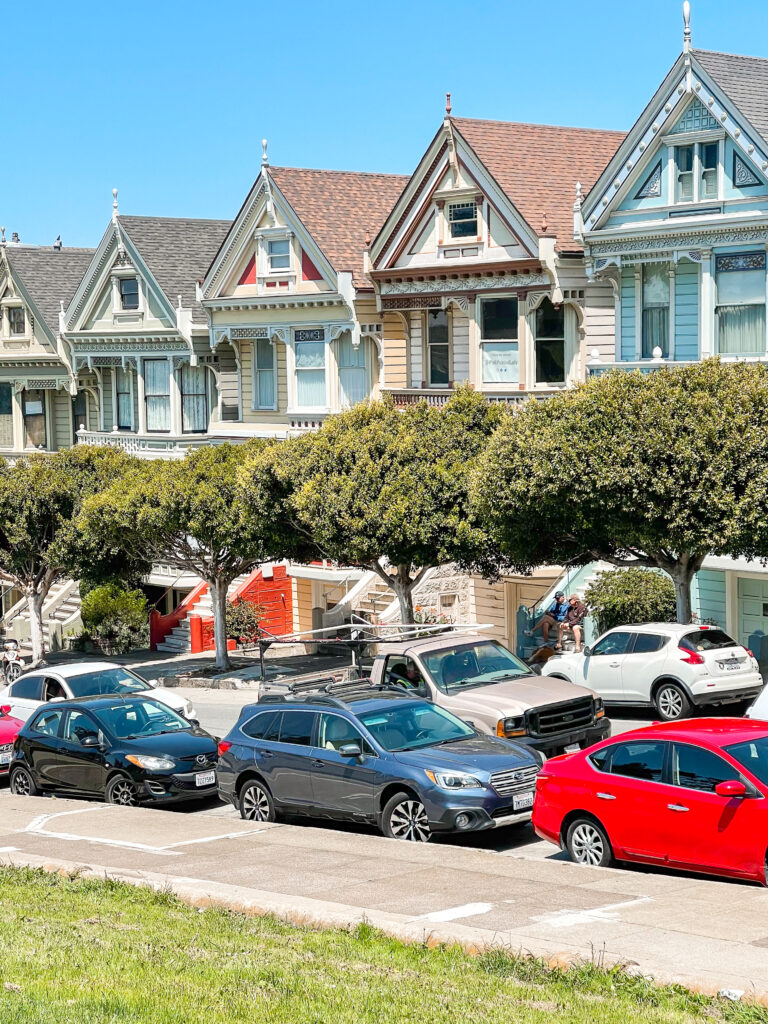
[239,779,276,822]
[565,817,614,868]
[654,682,692,721]
[381,791,432,842]
[106,775,139,806]
[9,765,38,797]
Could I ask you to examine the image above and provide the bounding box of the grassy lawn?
[0,868,763,1023]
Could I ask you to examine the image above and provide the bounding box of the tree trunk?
[669,566,694,624]
[390,566,415,625]
[210,577,231,671]
[26,590,47,667]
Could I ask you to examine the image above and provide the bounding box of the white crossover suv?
[541,623,764,721]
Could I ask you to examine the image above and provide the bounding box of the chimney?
[11,232,19,244]
[53,235,62,251]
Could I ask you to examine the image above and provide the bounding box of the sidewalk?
[2,794,767,1001]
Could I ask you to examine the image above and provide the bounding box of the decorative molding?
[715,251,766,272]
[734,152,761,188]
[70,339,189,353]
[635,161,662,199]
[379,272,549,296]
[381,295,443,310]
[446,296,470,313]
[589,227,768,256]
[669,98,719,134]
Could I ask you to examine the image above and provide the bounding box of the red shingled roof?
[269,167,410,287]
[451,118,626,252]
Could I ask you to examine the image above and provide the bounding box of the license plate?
[512,790,534,811]
[195,770,215,787]
[723,662,740,671]
[0,753,10,765]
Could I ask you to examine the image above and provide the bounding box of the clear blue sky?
[3,0,767,247]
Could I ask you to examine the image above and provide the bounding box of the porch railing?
[383,388,533,409]
[76,429,227,458]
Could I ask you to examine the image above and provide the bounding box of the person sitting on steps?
[556,595,588,653]
[525,592,567,644]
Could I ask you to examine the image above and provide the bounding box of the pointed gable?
[5,246,95,340]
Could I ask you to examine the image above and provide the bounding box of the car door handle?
[596,792,616,800]
[312,759,325,767]
[260,750,274,758]
[667,803,689,812]
[608,661,620,667]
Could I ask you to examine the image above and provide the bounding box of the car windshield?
[421,640,531,693]
[65,668,152,698]
[359,702,475,752]
[679,629,738,652]
[723,736,768,787]
[95,699,189,740]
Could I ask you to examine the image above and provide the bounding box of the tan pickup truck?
[367,632,610,756]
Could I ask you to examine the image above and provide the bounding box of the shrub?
[80,583,149,654]
[226,600,264,644]
[584,568,677,634]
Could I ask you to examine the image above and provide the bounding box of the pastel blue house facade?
[573,16,768,669]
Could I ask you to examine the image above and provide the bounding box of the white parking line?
[415,902,494,923]
[529,896,653,928]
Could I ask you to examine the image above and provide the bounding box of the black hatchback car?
[9,695,218,806]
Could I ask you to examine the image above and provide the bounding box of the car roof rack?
[259,677,411,709]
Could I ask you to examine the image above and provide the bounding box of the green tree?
[476,360,768,623]
[242,388,507,624]
[0,446,134,664]
[80,442,296,671]
[583,568,677,634]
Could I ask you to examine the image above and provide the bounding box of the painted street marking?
[0,847,18,853]
[529,896,653,928]
[415,902,494,923]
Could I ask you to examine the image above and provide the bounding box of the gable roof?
[4,245,95,338]
[268,167,410,286]
[118,215,231,321]
[451,118,626,252]
[693,49,768,145]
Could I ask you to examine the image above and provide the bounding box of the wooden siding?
[409,312,423,387]
[468,576,508,645]
[101,368,114,430]
[693,569,727,629]
[52,392,72,450]
[620,267,636,360]
[452,308,470,384]
[292,576,313,634]
[216,342,239,421]
[583,282,616,363]
[675,261,699,361]
[382,313,408,388]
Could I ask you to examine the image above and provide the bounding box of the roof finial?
[112,188,119,220]
[0,227,5,244]
[683,1,691,53]
[445,92,452,116]
[575,181,582,203]
[364,228,371,248]
[541,212,548,233]
[262,138,269,168]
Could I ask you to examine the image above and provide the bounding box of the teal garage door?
[737,577,768,672]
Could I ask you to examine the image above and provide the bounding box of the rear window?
[610,741,666,783]
[680,629,737,652]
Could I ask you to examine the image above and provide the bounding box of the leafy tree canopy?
[584,568,677,635]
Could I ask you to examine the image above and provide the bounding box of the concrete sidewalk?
[1,794,766,1000]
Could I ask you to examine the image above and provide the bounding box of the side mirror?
[715,779,746,799]
[0,705,11,717]
[188,718,200,728]
[582,646,592,657]
[80,733,101,748]
[339,743,362,759]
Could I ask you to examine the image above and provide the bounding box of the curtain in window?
[642,263,670,358]
[254,339,275,409]
[717,266,766,355]
[22,389,46,448]
[338,336,367,407]
[180,364,208,433]
[0,383,12,447]
[295,341,325,407]
[144,359,170,432]
[115,366,132,428]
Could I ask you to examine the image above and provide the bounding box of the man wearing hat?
[525,592,567,644]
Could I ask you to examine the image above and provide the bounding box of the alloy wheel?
[109,779,137,806]
[658,686,684,719]
[10,769,32,796]
[242,785,270,821]
[388,799,431,842]
[570,823,605,865]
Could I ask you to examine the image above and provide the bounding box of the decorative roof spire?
[0,227,5,245]
[683,1,691,53]
[364,229,371,248]
[112,188,119,221]
[541,212,548,233]
[262,138,269,168]
[445,92,452,116]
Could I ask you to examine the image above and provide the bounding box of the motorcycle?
[1,639,25,684]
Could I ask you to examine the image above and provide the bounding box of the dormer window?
[448,202,477,239]
[267,239,291,272]
[119,278,139,310]
[675,141,720,203]
[7,306,25,335]
[701,143,718,199]
[676,146,694,201]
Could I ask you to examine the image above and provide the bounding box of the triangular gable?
[584,51,768,231]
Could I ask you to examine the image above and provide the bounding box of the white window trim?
[423,308,453,388]
[671,137,725,205]
[528,295,570,390]
[252,337,279,412]
[287,327,330,413]
[335,333,372,410]
[110,269,144,318]
[254,228,295,279]
[712,250,768,358]
[476,293,521,390]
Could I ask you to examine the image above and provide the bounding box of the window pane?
[295,341,325,368]
[718,304,765,355]
[679,629,738,652]
[242,711,280,740]
[535,340,565,384]
[677,145,694,172]
[255,338,274,370]
[181,364,208,433]
[535,299,564,340]
[8,306,25,334]
[268,240,290,256]
[589,746,612,771]
[481,298,518,340]
[717,268,765,305]
[427,309,449,345]
[337,335,365,369]
[611,741,666,782]
[278,710,315,745]
[482,342,519,384]
[268,239,290,270]
[120,278,139,310]
[429,344,450,385]
[631,633,666,654]
[64,710,98,743]
[0,383,12,447]
[592,632,633,656]
[724,737,768,786]
[116,366,132,431]
[296,369,325,407]
[144,360,170,432]
[448,202,477,238]
[701,143,718,169]
[642,263,670,359]
[671,743,740,792]
[318,713,365,751]
[32,709,63,737]
[23,389,46,448]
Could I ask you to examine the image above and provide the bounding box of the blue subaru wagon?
[217,683,542,842]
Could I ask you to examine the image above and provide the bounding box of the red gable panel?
[301,248,323,282]
[238,253,256,285]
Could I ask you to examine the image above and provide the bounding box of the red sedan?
[533,719,768,884]
[0,704,23,777]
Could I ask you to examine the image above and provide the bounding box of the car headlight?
[425,769,484,790]
[125,754,175,771]
[497,716,526,738]
[593,697,605,719]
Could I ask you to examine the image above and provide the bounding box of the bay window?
[642,263,670,358]
[427,309,450,385]
[115,366,133,429]
[294,330,326,408]
[480,297,518,385]
[144,359,171,432]
[180,364,208,433]
[22,389,46,448]
[0,383,12,447]
[338,335,367,407]
[534,299,565,385]
[716,252,766,355]
[253,338,276,410]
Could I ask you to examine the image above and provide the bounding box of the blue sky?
[3,0,767,247]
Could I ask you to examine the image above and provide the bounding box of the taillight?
[745,648,755,659]
[217,740,232,756]
[678,646,704,665]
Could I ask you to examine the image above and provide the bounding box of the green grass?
[0,867,764,1023]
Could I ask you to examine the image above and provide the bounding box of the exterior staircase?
[2,580,82,655]
[155,574,250,653]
